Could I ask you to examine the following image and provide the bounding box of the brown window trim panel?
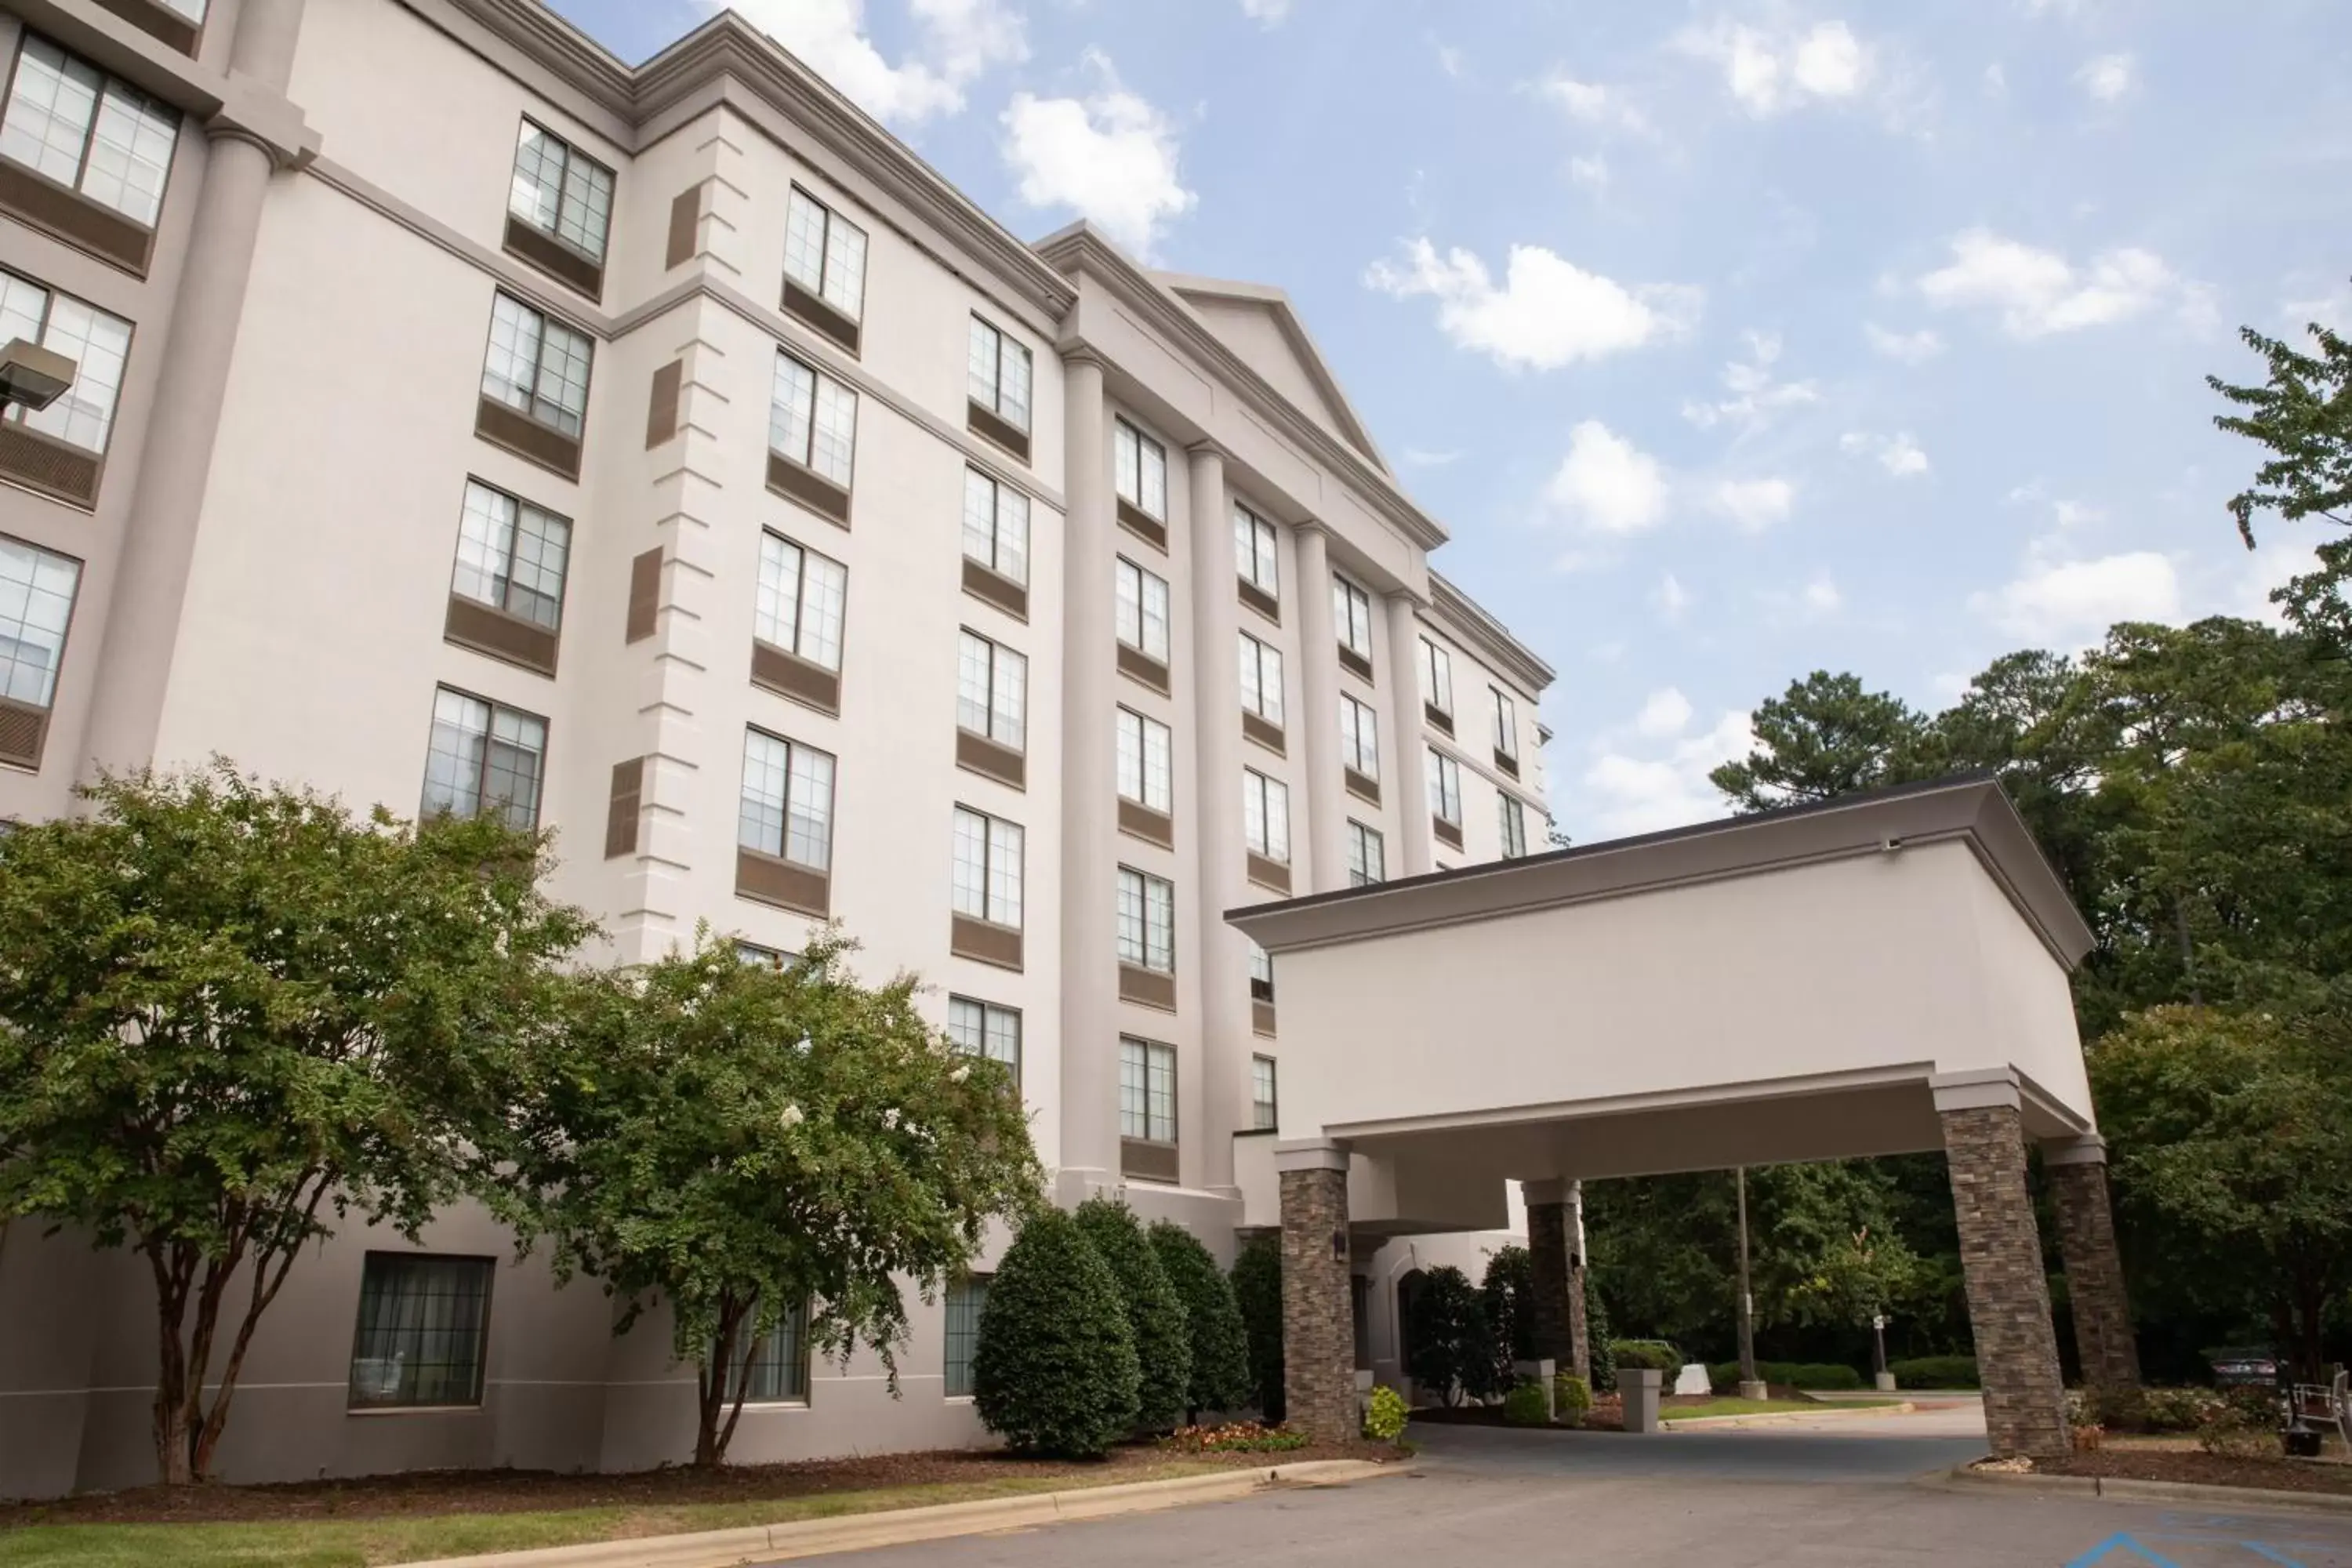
[960,556,1028,621]
[1494,748,1521,779]
[1120,1137,1179,1185]
[475,396,582,482]
[0,423,102,509]
[445,593,560,677]
[1246,851,1291,895]
[782,281,861,357]
[1115,641,1169,696]
[0,159,155,277]
[92,0,201,52]
[949,913,1024,971]
[1344,768,1380,806]
[1337,643,1374,682]
[735,845,829,917]
[502,214,604,302]
[664,186,702,270]
[1433,816,1465,851]
[1251,999,1278,1038]
[1425,703,1454,737]
[1116,497,1167,552]
[966,400,1030,463]
[750,640,841,717]
[956,728,1025,790]
[1237,576,1279,624]
[1117,797,1174,850]
[625,547,662,643]
[603,757,644,860]
[1240,709,1285,757]
[0,695,52,771]
[644,360,682,448]
[768,451,851,528]
[1118,962,1177,1011]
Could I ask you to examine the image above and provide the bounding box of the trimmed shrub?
[1587,1284,1616,1393]
[2140,1386,2223,1433]
[1149,1221,1252,1419]
[1073,1196,1192,1432]
[1406,1265,1504,1406]
[1610,1339,1683,1375]
[2197,1385,2278,1458]
[1888,1355,1979,1390]
[1481,1244,1538,1363]
[1554,1373,1593,1428]
[1709,1360,1864,1392]
[972,1207,1139,1457]
[1232,1235,1284,1421]
[1502,1381,1552,1426]
[1363,1384,1410,1443]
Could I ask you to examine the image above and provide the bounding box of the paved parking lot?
[771,1403,2352,1566]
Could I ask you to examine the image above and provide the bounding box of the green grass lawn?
[1662,1396,1904,1421]
[0,1464,1230,1568]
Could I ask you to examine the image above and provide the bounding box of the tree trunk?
[144,1241,198,1486]
[694,1296,755,1468]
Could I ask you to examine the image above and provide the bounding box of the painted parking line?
[2063,1513,2352,1568]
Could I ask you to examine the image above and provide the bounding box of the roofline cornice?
[1429,570,1554,695]
[1038,224,1449,554]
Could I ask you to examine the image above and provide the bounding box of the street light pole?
[1736,1166,1763,1399]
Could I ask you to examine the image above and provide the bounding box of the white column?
[1057,354,1119,1189]
[1186,443,1246,1195]
[1294,525,1347,892]
[1384,590,1433,877]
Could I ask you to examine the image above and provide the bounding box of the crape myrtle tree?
[0,764,594,1485]
[509,928,1041,1466]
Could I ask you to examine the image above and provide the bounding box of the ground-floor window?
[944,1275,989,1397]
[348,1254,495,1410]
[728,1298,812,1405]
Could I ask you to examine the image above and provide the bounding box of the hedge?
[1609,1339,1684,1374]
[1231,1235,1284,1420]
[1148,1220,1251,1418]
[971,1206,1139,1457]
[1888,1355,1979,1389]
[1705,1360,1865,1392]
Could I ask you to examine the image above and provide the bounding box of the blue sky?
[550,0,2352,843]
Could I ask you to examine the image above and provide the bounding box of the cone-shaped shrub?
[1149,1220,1252,1417]
[1073,1196,1192,1430]
[1232,1234,1284,1421]
[971,1206,1138,1456]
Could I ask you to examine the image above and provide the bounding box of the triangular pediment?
[1153,272,1390,475]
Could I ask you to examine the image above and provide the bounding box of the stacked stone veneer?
[2049,1155,2142,1391]
[1280,1165,1357,1443]
[1526,1199,1572,1366]
[1940,1102,2071,1457]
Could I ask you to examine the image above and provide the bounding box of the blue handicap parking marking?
[2064,1513,2352,1568]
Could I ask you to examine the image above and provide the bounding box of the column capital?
[2042,1133,2108,1167]
[1185,436,1232,463]
[1273,1138,1351,1173]
[1058,345,1109,372]
[1292,517,1330,538]
[1930,1067,2020,1114]
[1382,584,1431,612]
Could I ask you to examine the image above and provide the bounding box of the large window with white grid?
[1340,694,1379,779]
[1333,575,1374,663]
[1113,418,1167,521]
[756,532,848,671]
[962,467,1029,586]
[1116,866,1175,973]
[452,480,569,632]
[0,269,129,458]
[507,120,613,263]
[481,293,592,439]
[967,317,1032,433]
[1115,558,1170,662]
[1426,749,1462,827]
[1239,632,1283,726]
[783,186,867,322]
[1243,769,1290,862]
[1120,1036,1175,1142]
[739,728,835,870]
[1346,820,1385,887]
[1235,504,1278,599]
[347,1254,493,1410]
[1116,707,1172,814]
[952,805,1024,929]
[957,630,1027,751]
[422,688,546,831]
[771,350,858,488]
[0,34,179,227]
[946,996,1020,1081]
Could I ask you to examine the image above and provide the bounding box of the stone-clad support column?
[1566,1178,1592,1385]
[1936,1073,2071,1458]
[1382,590,1433,877]
[1278,1140,1356,1443]
[1523,1178,1573,1366]
[2046,1136,2141,1392]
[1292,525,1347,892]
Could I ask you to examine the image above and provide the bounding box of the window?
[1248,939,1275,1003]
[1426,750,1462,826]
[1333,576,1373,664]
[1499,793,1529,858]
[1242,769,1289,862]
[423,688,546,830]
[0,269,129,456]
[1114,558,1171,662]
[1235,504,1278,599]
[507,120,613,263]
[1120,1036,1175,1142]
[347,1254,493,1410]
[946,997,1020,1080]
[737,942,800,970]
[452,480,568,630]
[944,1276,989,1398]
[1238,633,1283,727]
[727,1298,810,1404]
[967,317,1032,433]
[1113,418,1167,521]
[1116,867,1174,973]
[1419,638,1454,717]
[739,728,835,870]
[952,805,1023,927]
[771,351,858,487]
[756,532,848,670]
[1115,707,1171,814]
[1339,694,1379,779]
[0,535,79,714]
[1492,688,1519,760]
[783,187,866,321]
[962,467,1029,586]
[0,35,179,227]
[958,630,1027,750]
[1345,820,1385,887]
[1252,1055,1278,1131]
[481,293,592,439]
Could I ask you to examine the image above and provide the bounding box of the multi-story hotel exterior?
[0,0,1554,1496]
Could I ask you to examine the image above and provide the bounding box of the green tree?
[1231,1235,1284,1421]
[0,764,593,1484]
[1073,1197,1191,1431]
[972,1206,1140,1456]
[1708,672,1933,812]
[510,929,1040,1466]
[2208,299,2352,652]
[1481,1243,1537,1363]
[1148,1221,1251,1418]
[1403,1265,1501,1406]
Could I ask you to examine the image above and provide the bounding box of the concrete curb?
[1660,1401,1916,1431]
[1944,1464,2352,1517]
[397,1459,1401,1568]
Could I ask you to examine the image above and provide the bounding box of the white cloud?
[1682,329,1819,434]
[1435,42,1465,78]
[1708,476,1796,531]
[728,0,1025,126]
[1544,421,1670,535]
[1367,238,1698,371]
[2053,499,2102,528]
[1839,430,1929,477]
[1971,551,2180,641]
[1675,19,1870,116]
[1001,53,1195,259]
[1802,573,1843,615]
[1239,0,1290,26]
[1569,154,1610,192]
[1540,73,1648,133]
[1653,572,1693,622]
[1636,686,1694,738]
[1983,62,2008,95]
[1401,447,1461,467]
[1864,322,1944,363]
[2075,52,2133,103]
[1917,230,2197,338]
[2005,482,2104,528]
[1581,708,1755,837]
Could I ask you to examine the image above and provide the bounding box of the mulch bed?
[2035,1450,2352,1497]
[0,1439,1401,1529]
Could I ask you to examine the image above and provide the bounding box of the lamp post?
[1735,1167,1764,1400]
[1872,1312,1894,1392]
